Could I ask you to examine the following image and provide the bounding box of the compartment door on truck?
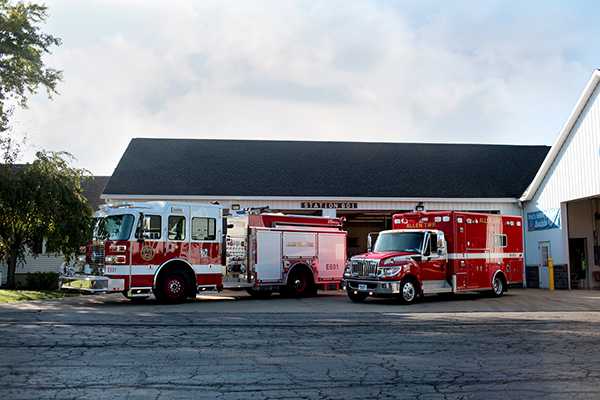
[282,232,317,259]
[465,219,488,289]
[316,233,346,281]
[255,230,283,282]
[453,217,469,290]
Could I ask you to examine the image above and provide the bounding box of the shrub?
[22,272,60,290]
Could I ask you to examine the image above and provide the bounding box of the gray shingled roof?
[82,176,110,210]
[104,139,550,199]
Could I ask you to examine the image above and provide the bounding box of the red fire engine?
[60,202,347,302]
[342,211,524,304]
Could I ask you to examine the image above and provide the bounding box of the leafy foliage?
[0,151,92,288]
[0,0,62,159]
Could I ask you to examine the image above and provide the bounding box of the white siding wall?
[0,251,65,286]
[105,197,521,215]
[524,79,600,267]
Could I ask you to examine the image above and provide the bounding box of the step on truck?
[342,211,524,304]
[60,202,347,302]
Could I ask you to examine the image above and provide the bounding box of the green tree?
[0,152,92,288]
[0,0,62,158]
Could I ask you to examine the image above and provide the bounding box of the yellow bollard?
[548,256,555,291]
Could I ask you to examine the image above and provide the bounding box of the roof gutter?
[520,69,600,202]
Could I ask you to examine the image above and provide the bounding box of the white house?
[0,176,109,287]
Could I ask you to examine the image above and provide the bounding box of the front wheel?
[398,280,419,304]
[346,288,368,303]
[491,274,505,297]
[154,272,188,304]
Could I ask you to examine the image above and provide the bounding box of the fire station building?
[520,69,600,290]
[102,139,548,258]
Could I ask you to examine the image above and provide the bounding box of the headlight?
[77,255,86,263]
[378,266,402,277]
[104,255,127,264]
[343,261,352,277]
[381,256,409,266]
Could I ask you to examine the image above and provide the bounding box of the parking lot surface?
[2,289,600,399]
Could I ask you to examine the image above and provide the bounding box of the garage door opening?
[566,197,600,289]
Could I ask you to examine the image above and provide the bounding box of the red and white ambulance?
[342,211,524,304]
[60,202,347,302]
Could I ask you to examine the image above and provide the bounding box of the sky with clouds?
[12,0,600,175]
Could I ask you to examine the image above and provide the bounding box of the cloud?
[12,0,600,174]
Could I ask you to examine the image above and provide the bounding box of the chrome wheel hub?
[169,280,182,294]
[403,282,416,302]
[493,277,502,294]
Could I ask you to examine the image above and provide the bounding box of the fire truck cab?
[60,202,347,302]
[342,211,524,304]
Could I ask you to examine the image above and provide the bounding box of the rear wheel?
[284,268,316,297]
[154,272,188,304]
[346,288,368,303]
[491,274,505,297]
[398,279,418,304]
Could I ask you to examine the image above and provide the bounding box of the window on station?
[191,217,216,241]
[168,216,186,241]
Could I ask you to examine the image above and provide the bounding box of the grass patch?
[0,290,76,303]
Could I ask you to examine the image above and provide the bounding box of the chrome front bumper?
[60,274,125,293]
[343,279,401,296]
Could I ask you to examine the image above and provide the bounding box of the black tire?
[154,272,188,304]
[491,274,505,297]
[246,289,272,299]
[346,288,368,303]
[284,268,316,298]
[398,279,419,304]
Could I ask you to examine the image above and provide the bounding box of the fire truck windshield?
[373,232,424,253]
[93,214,135,241]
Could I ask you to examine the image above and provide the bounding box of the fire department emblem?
[140,245,155,261]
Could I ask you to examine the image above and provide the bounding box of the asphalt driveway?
[2,289,600,399]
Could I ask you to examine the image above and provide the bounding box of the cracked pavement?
[2,289,600,399]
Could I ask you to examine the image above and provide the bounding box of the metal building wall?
[524,77,600,267]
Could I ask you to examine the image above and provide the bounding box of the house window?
[192,217,216,241]
[32,235,44,254]
[168,216,186,241]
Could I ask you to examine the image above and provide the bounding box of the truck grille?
[91,244,105,266]
[90,243,104,275]
[351,259,379,278]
